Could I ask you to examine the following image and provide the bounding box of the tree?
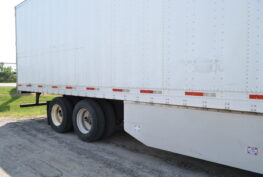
[0,63,16,83]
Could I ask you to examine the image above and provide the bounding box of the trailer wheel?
[112,100,124,131]
[73,99,105,142]
[48,97,73,133]
[97,100,116,138]
[63,96,81,106]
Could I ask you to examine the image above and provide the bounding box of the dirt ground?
[0,117,262,177]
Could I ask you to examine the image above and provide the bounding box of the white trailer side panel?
[125,102,263,174]
[16,0,263,113]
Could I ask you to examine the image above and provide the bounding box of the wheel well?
[62,95,124,125]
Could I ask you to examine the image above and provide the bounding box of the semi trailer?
[16,0,263,174]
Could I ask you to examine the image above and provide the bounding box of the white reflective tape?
[204,93,217,97]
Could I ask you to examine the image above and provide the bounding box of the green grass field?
[0,87,55,118]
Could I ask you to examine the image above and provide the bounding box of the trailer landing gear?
[20,93,47,108]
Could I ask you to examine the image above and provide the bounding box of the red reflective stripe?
[140,90,154,94]
[249,95,263,100]
[185,92,204,96]
[52,86,58,88]
[113,89,123,92]
[86,87,95,91]
[66,86,73,89]
[18,84,22,87]
[26,84,31,87]
[38,85,43,88]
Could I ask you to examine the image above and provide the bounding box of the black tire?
[72,99,105,142]
[63,96,81,106]
[48,97,73,133]
[112,100,124,131]
[97,99,116,138]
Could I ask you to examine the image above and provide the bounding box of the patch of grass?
[0,87,17,95]
[0,87,55,118]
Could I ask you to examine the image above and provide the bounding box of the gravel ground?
[0,117,262,177]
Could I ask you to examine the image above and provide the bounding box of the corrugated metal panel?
[16,0,263,113]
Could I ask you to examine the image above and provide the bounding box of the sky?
[0,0,24,63]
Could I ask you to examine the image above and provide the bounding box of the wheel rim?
[76,108,93,134]
[51,104,63,126]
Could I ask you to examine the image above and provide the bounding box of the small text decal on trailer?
[247,147,258,156]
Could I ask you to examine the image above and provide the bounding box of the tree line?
[0,63,16,83]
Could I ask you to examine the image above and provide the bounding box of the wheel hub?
[77,108,93,134]
[51,104,63,126]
